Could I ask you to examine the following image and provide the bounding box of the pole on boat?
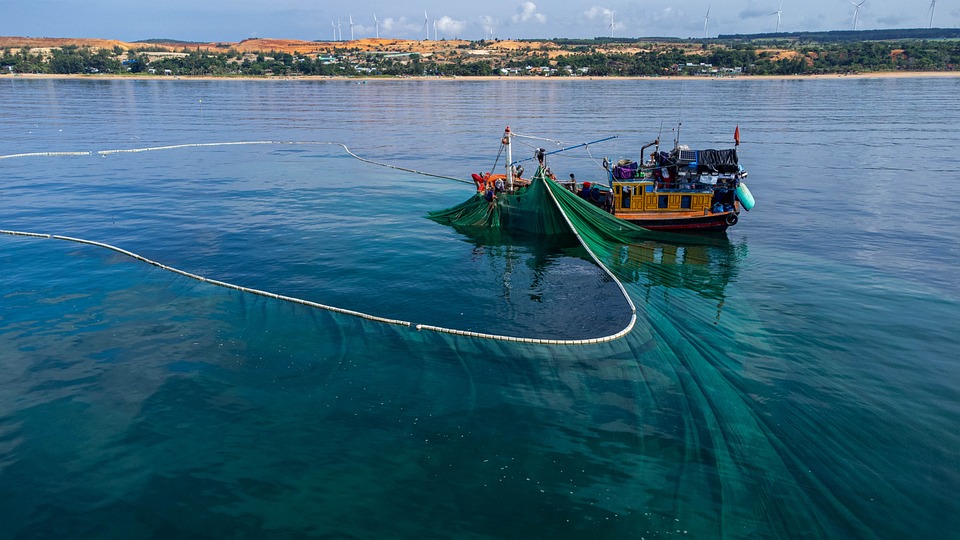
[508,135,619,167]
[504,126,513,191]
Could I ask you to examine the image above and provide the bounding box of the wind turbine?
[434,19,438,40]
[928,0,936,28]
[423,11,430,40]
[374,13,380,39]
[349,15,354,41]
[337,18,342,41]
[771,0,783,33]
[608,12,615,37]
[704,5,711,39]
[331,21,337,41]
[850,0,866,31]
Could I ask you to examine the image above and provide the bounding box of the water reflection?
[610,237,746,320]
[443,224,630,338]
[449,220,745,323]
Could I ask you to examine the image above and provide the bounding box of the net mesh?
[429,167,718,262]
[1,143,848,537]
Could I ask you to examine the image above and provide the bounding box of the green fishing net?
[428,167,710,257]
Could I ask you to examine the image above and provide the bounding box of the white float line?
[1,140,471,184]
[1,229,635,345]
[1,141,632,343]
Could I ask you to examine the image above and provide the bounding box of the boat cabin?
[612,181,714,214]
[574,145,747,231]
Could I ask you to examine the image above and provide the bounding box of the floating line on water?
[0,150,93,159]
[0,228,635,345]
[1,140,472,184]
[1,140,635,344]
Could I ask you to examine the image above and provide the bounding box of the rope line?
[584,144,609,171]
[488,142,505,176]
[333,142,471,184]
[0,227,634,345]
[1,140,636,345]
[511,132,567,147]
[1,140,472,184]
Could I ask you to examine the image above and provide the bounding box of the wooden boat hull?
[618,211,738,232]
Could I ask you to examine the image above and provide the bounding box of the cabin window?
[658,195,669,209]
[680,195,692,209]
[622,186,632,209]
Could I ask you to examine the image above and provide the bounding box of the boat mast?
[504,126,513,191]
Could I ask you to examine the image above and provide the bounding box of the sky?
[5,0,958,43]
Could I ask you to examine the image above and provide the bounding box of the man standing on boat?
[484,184,498,212]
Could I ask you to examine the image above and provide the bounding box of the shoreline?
[4,71,959,82]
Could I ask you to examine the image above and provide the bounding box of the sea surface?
[1,76,958,539]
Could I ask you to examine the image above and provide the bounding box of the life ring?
[589,187,601,202]
[725,213,739,226]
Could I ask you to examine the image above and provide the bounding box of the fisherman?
[494,176,505,193]
[484,185,498,212]
[472,172,486,192]
[579,181,592,199]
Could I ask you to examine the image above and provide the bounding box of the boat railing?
[655,182,717,193]
[611,179,723,194]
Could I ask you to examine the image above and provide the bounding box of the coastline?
[4,71,960,82]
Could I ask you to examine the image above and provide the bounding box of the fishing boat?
[471,127,754,233]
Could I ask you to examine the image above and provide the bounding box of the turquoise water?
[1,77,959,538]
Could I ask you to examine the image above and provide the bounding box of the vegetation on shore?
[2,35,959,78]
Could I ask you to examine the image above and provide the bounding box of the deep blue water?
[1,77,959,538]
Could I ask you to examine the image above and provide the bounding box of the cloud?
[352,24,371,36]
[512,2,546,24]
[584,6,614,20]
[435,15,465,37]
[647,7,679,24]
[380,16,420,36]
[479,15,500,37]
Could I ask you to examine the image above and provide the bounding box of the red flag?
[734,125,740,146]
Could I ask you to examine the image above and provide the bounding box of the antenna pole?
[657,120,663,155]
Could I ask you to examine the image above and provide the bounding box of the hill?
[2,36,480,55]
